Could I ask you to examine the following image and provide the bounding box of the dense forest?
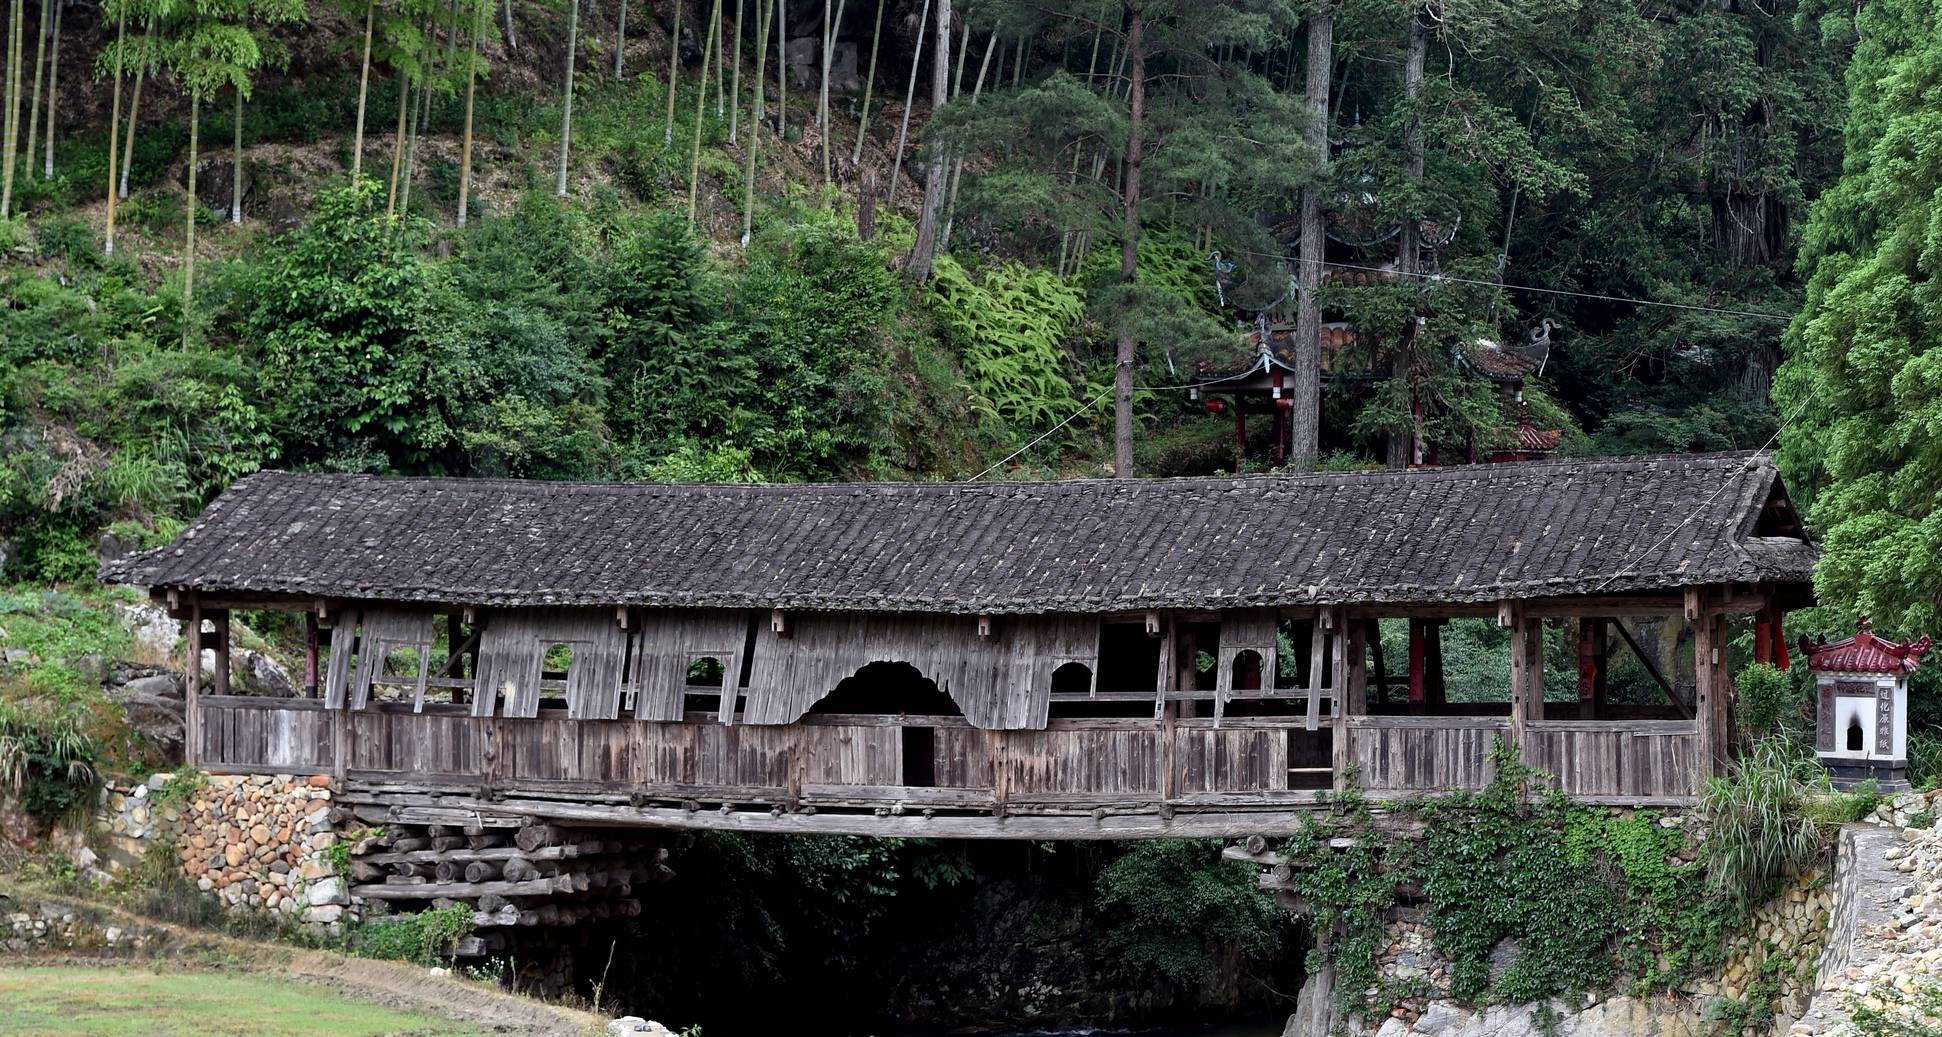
[6,0,1942,1028]
[0,0,1857,583]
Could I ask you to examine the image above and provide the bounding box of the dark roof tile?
[103,453,1817,613]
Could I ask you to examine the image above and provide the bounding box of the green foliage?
[930,255,1083,433]
[356,904,474,965]
[1738,662,1802,739]
[1093,839,1282,982]
[1802,779,1882,828]
[0,699,102,825]
[1775,0,1942,630]
[149,765,211,811]
[1701,739,1827,909]
[1283,742,1792,1017]
[1847,981,1942,1037]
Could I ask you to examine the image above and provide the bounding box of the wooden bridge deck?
[195,696,1701,838]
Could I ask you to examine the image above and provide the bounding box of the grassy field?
[0,966,481,1037]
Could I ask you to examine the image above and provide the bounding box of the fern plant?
[930,255,1085,436]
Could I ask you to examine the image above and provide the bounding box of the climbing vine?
[1281,742,1769,1017]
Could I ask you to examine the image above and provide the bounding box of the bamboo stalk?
[457,0,482,225]
[727,0,741,142]
[847,0,880,165]
[739,0,770,243]
[352,0,375,180]
[557,0,578,195]
[21,0,44,177]
[182,88,201,347]
[103,5,125,254]
[662,0,681,143]
[118,18,151,198]
[686,0,718,222]
[886,0,927,204]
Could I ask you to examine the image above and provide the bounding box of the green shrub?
[1702,739,1826,908]
[1737,662,1800,739]
[1093,839,1282,983]
[356,904,475,965]
[0,699,102,825]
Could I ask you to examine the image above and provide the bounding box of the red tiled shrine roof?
[1800,623,1933,674]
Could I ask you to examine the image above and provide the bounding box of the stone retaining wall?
[2,891,160,956]
[94,772,359,934]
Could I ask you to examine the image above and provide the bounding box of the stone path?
[1793,815,1942,1035]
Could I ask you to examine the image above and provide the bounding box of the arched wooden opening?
[808,661,962,717]
[1231,649,1264,693]
[1051,661,1093,696]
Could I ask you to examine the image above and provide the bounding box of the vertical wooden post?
[210,609,231,697]
[184,597,203,766]
[303,612,320,698]
[1507,604,1543,766]
[1366,619,1388,706]
[1406,619,1427,710]
[1336,616,1367,792]
[1424,620,1445,707]
[1694,601,1730,775]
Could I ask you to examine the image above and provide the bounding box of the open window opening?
[809,661,961,717]
[1046,660,1144,717]
[371,644,423,704]
[901,726,937,787]
[1286,728,1334,790]
[535,643,575,710]
[684,655,725,715]
[420,614,470,707]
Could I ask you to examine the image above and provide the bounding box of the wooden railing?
[192,697,1701,810]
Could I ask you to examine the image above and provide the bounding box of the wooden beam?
[1609,619,1691,720]
[209,609,231,697]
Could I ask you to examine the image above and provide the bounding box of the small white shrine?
[1800,618,1931,791]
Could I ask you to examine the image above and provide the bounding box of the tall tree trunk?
[773,0,785,133]
[905,0,948,281]
[686,0,717,221]
[119,18,150,198]
[816,0,842,185]
[103,6,125,254]
[230,86,243,222]
[182,89,200,347]
[1290,4,1331,472]
[939,30,995,243]
[663,0,681,143]
[614,0,626,75]
[713,0,724,114]
[557,0,578,195]
[21,0,43,177]
[739,0,771,243]
[1112,8,1144,478]
[457,0,482,225]
[387,68,409,213]
[727,0,741,142]
[2,0,21,219]
[35,0,51,176]
[886,0,927,202]
[1011,33,1022,87]
[1388,5,1427,470]
[502,0,517,49]
[352,0,375,180]
[847,0,881,164]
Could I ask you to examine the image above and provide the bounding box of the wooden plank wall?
[1523,720,1699,800]
[347,609,436,710]
[628,610,750,721]
[471,608,627,719]
[1346,715,1507,795]
[742,613,1097,730]
[197,697,337,773]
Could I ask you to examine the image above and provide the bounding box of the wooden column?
[303,613,321,698]
[1507,604,1543,765]
[184,597,203,766]
[1335,618,1367,791]
[1424,620,1445,707]
[1694,601,1730,775]
[1365,619,1389,706]
[209,609,231,697]
[1407,620,1428,710]
[1576,618,1608,718]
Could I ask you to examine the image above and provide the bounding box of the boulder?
[606,1019,675,1036]
[236,649,297,697]
[115,602,179,661]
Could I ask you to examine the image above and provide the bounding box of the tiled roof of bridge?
[103,453,1817,613]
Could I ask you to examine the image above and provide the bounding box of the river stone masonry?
[95,771,360,933]
[1791,795,1942,1035]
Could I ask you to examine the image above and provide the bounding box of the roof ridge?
[238,451,1770,495]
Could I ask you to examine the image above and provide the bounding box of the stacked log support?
[346,817,672,954]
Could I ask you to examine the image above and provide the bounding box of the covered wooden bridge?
[104,452,1816,838]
